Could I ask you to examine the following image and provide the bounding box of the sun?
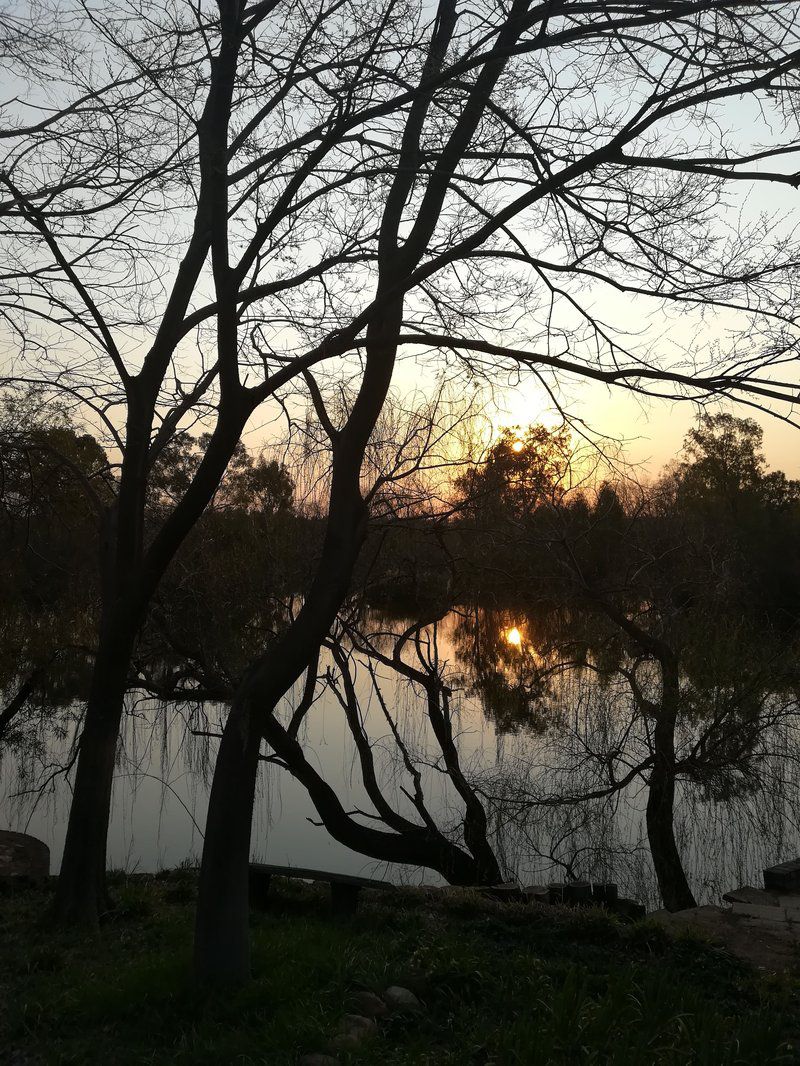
[506,626,523,647]
[511,439,525,453]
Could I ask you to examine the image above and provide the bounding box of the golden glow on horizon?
[506,626,523,647]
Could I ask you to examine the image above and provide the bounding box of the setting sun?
[506,626,523,647]
[512,439,525,453]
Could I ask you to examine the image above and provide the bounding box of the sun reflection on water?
[505,626,523,647]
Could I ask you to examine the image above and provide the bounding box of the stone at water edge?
[764,859,800,894]
[299,1055,340,1066]
[384,985,423,1012]
[0,830,49,883]
[351,990,389,1017]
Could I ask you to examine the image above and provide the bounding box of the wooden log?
[563,880,591,904]
[480,882,526,903]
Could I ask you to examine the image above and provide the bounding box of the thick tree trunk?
[50,2,252,937]
[52,630,134,927]
[647,660,697,912]
[196,676,491,985]
[646,762,696,912]
[194,697,261,983]
[192,492,368,983]
[194,301,407,982]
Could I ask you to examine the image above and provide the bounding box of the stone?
[763,859,800,894]
[329,1014,377,1051]
[340,1014,376,1035]
[650,903,800,972]
[350,990,388,1018]
[0,831,49,883]
[384,985,422,1012]
[723,885,800,921]
[299,1055,339,1066]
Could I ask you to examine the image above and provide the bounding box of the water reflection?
[1,603,799,910]
[505,626,522,647]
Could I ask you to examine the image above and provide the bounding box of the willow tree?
[2,0,799,951]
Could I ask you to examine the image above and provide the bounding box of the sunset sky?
[492,378,800,479]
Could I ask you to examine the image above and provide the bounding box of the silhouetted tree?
[4,0,800,953]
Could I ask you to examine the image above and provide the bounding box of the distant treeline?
[2,396,799,749]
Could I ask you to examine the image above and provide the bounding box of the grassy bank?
[1,871,798,1065]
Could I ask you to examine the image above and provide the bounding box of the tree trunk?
[193,300,406,982]
[647,660,697,912]
[194,680,487,986]
[426,687,502,884]
[261,709,495,884]
[646,763,696,911]
[52,629,134,927]
[194,696,261,983]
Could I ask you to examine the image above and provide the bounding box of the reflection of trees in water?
[438,413,800,903]
[450,603,601,735]
[4,581,800,911]
[448,605,800,906]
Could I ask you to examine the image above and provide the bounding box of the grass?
[1,871,798,1065]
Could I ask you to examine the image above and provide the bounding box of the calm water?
[2,610,798,909]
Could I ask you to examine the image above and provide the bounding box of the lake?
[2,608,798,909]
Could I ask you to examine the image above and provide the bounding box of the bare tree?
[284,613,503,885]
[3,0,800,964]
[2,0,439,927]
[192,2,800,980]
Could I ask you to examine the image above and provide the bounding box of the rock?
[350,990,388,1018]
[329,1014,377,1051]
[0,831,49,884]
[764,858,800,893]
[384,985,422,1013]
[341,1014,376,1035]
[299,1055,339,1066]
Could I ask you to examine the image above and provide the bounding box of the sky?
[491,377,800,479]
[3,6,799,482]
